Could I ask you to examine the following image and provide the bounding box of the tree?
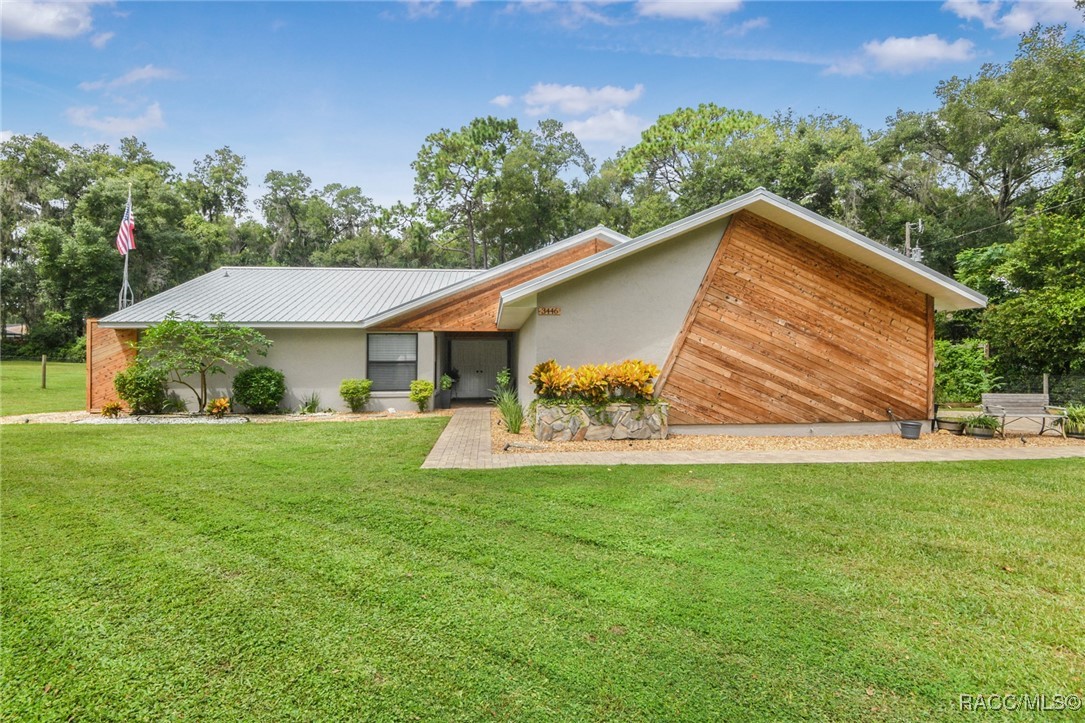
[136,313,271,411]
[618,103,767,196]
[258,170,317,265]
[881,26,1084,223]
[185,147,248,222]
[412,116,520,268]
[482,119,594,263]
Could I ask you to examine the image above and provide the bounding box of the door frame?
[444,333,513,399]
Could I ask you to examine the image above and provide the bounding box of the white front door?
[451,339,507,398]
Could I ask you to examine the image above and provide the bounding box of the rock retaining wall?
[535,403,668,441]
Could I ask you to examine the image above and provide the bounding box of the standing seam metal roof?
[99,267,482,326]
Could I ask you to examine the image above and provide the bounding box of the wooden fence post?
[41,354,47,389]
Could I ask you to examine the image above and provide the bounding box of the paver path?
[423,408,1085,469]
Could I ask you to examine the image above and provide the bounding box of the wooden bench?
[981,393,1067,437]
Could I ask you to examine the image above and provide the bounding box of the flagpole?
[119,251,133,310]
[117,184,135,310]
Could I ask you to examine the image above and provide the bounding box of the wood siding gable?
[657,211,933,425]
[374,237,614,332]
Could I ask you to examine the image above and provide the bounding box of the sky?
[2,0,1083,208]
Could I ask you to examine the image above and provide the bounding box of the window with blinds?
[367,334,417,391]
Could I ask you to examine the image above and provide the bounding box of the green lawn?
[3,420,1083,720]
[0,360,85,416]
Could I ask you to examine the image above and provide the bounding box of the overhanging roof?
[357,225,629,327]
[497,188,987,329]
[99,266,481,328]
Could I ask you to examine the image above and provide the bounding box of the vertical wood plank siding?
[86,319,138,412]
[374,237,614,332]
[658,212,932,424]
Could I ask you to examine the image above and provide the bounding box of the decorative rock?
[535,402,668,442]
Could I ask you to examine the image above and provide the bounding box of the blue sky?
[3,0,1082,207]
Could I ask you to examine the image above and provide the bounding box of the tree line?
[2,25,1082,384]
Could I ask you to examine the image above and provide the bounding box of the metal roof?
[497,188,988,328]
[100,267,481,327]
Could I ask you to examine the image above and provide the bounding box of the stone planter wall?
[535,402,668,441]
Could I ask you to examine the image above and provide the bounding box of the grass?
[0,360,85,415]
[3,419,1083,720]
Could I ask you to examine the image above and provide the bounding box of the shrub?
[934,339,1001,404]
[59,335,87,363]
[529,359,574,399]
[529,359,661,404]
[114,362,168,414]
[206,397,231,418]
[439,374,454,391]
[495,367,512,392]
[409,379,435,412]
[339,379,373,413]
[492,387,525,434]
[298,392,321,415]
[100,401,123,418]
[233,366,286,413]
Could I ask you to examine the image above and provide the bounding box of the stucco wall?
[165,329,436,413]
[528,219,726,374]
[515,312,537,404]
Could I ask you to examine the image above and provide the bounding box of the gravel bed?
[75,414,250,425]
[491,410,1085,454]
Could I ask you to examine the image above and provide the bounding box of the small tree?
[137,312,271,412]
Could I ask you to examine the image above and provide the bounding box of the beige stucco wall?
[515,312,537,404]
[526,219,727,380]
[166,328,436,413]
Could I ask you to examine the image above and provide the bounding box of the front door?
[450,338,507,399]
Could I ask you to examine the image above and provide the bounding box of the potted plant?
[965,414,1000,438]
[936,417,967,434]
[437,373,455,409]
[1064,403,1085,439]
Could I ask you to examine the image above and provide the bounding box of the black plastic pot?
[437,389,452,409]
[899,421,922,439]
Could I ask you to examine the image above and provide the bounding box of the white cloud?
[79,65,179,92]
[725,16,768,36]
[943,0,1084,35]
[636,0,743,21]
[489,94,515,108]
[66,102,166,135]
[523,82,644,115]
[827,34,975,75]
[507,1,621,28]
[565,109,648,143]
[89,31,114,48]
[1,130,14,144]
[1,0,105,40]
[406,0,441,19]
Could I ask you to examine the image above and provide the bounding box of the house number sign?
[538,307,562,316]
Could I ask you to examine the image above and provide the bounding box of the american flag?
[115,190,136,255]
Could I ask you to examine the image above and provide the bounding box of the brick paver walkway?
[423,408,1085,469]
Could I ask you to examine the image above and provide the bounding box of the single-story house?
[89,188,986,429]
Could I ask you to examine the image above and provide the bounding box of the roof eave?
[358,225,629,327]
[498,188,988,313]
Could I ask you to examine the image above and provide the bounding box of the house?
[89,188,986,429]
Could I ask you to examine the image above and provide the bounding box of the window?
[367,334,417,391]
